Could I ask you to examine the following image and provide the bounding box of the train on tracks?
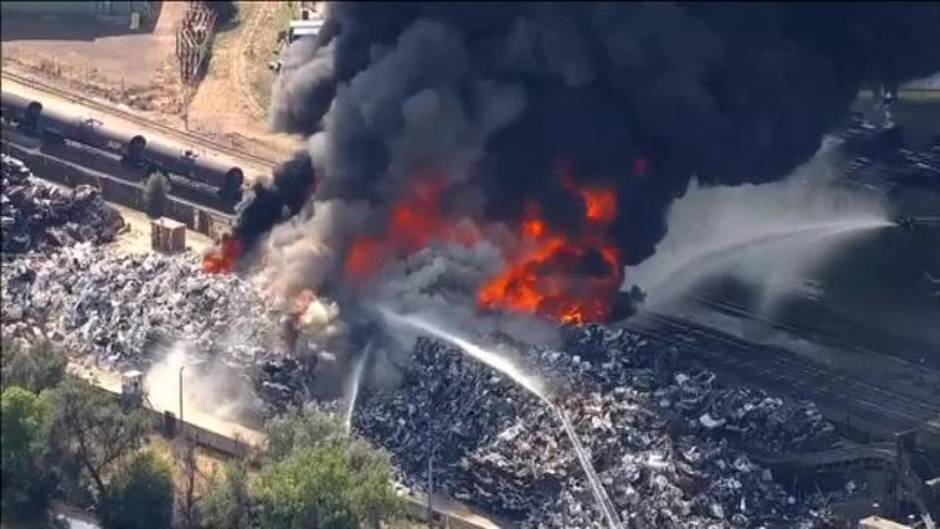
[1,91,244,211]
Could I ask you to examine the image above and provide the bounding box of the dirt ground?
[186,1,301,159]
[109,203,214,256]
[2,1,301,163]
[1,2,184,114]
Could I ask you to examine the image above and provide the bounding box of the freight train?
[0,91,244,210]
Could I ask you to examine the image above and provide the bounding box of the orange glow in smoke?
[579,187,617,222]
[202,235,244,275]
[291,289,318,317]
[343,175,480,282]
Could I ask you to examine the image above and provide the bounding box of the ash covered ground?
[2,154,849,527]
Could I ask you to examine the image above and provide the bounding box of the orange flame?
[341,167,624,325]
[202,235,244,275]
[478,171,623,325]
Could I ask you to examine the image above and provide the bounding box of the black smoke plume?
[241,2,940,277]
[234,150,314,249]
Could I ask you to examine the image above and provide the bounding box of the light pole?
[179,365,185,428]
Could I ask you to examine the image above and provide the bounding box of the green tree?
[253,444,358,529]
[1,337,67,393]
[345,439,402,528]
[253,442,402,529]
[175,440,206,529]
[264,405,345,462]
[144,170,169,219]
[43,377,151,513]
[200,461,251,529]
[102,451,173,529]
[1,386,52,515]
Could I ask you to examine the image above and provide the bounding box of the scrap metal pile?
[356,328,841,529]
[1,154,124,253]
[0,243,286,392]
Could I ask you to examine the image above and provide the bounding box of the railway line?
[1,70,279,170]
[691,293,940,371]
[621,310,940,439]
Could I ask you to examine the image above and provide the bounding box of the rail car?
[1,91,243,206]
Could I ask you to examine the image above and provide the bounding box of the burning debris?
[219,2,940,327]
[356,326,838,528]
[1,154,124,253]
[477,169,623,324]
[2,5,935,525]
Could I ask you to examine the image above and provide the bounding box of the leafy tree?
[264,405,345,462]
[175,440,207,529]
[102,451,174,529]
[1,386,52,515]
[1,337,67,393]
[43,377,151,513]
[200,461,251,529]
[144,170,169,219]
[253,442,402,529]
[253,444,359,529]
[345,439,402,529]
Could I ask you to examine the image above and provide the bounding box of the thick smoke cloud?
[243,2,940,290]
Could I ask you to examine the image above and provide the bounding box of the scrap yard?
[2,3,940,529]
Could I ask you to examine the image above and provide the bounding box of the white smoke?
[373,241,561,348]
[254,199,373,301]
[144,342,263,424]
[625,136,892,313]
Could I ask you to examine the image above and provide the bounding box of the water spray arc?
[631,218,894,309]
[344,345,371,435]
[378,308,623,529]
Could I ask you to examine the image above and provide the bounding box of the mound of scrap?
[355,329,842,529]
[1,154,124,253]
[0,241,310,412]
[0,156,302,415]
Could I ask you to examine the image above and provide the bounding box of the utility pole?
[179,365,185,428]
[427,445,434,528]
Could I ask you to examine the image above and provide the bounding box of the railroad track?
[622,311,940,437]
[689,293,940,370]
[1,70,279,169]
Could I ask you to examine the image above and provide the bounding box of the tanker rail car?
[1,91,244,211]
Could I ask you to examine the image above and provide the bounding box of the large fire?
[212,169,625,325]
[202,235,244,275]
[477,184,623,325]
[342,168,624,325]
